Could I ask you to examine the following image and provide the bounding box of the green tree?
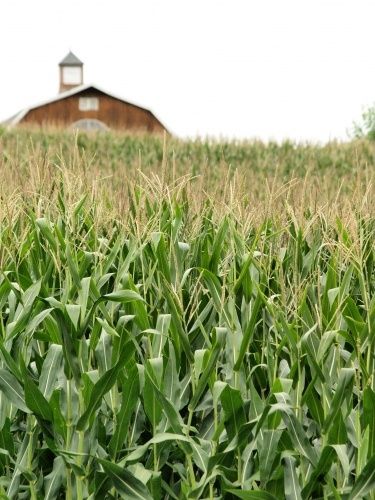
[352,103,375,139]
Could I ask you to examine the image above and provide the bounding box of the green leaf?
[49,390,66,438]
[162,280,194,363]
[284,456,302,500]
[331,444,350,479]
[65,243,81,289]
[201,268,232,327]
[363,387,375,459]
[258,430,282,485]
[35,218,57,251]
[7,431,30,497]
[0,340,23,383]
[102,289,145,303]
[327,412,347,444]
[124,433,193,463]
[77,341,135,430]
[208,218,229,273]
[24,375,53,421]
[65,304,81,330]
[143,358,163,430]
[0,369,30,413]
[142,364,192,456]
[322,368,355,434]
[188,328,225,411]
[220,384,247,441]
[301,446,335,498]
[21,280,42,309]
[109,364,140,457]
[80,288,145,336]
[44,456,64,500]
[5,280,42,341]
[234,290,263,370]
[25,307,54,335]
[78,276,91,326]
[151,232,171,282]
[39,345,63,400]
[304,386,324,428]
[98,459,152,500]
[277,404,318,466]
[349,454,375,499]
[226,490,278,499]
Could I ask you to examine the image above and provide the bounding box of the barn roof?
[59,51,83,66]
[2,83,165,128]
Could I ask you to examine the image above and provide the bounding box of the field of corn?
[0,127,375,499]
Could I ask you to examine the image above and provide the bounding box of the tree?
[352,104,375,140]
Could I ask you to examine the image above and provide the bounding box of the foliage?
[1,126,375,182]
[0,130,375,498]
[351,104,375,140]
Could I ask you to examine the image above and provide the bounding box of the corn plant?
[0,132,375,498]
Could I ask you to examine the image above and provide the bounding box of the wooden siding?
[21,88,165,133]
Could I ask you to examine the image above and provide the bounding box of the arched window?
[71,119,109,131]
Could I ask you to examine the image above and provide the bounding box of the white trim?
[2,83,161,127]
[5,109,29,126]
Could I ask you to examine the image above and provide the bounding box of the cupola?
[59,51,83,93]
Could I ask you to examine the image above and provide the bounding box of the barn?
[3,52,167,133]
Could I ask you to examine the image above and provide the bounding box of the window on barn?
[79,97,99,111]
[63,66,82,85]
[71,119,108,131]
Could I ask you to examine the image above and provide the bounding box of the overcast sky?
[1,0,375,142]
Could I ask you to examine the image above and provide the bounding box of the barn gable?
[3,53,167,133]
[4,84,166,132]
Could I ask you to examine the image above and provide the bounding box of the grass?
[0,128,375,498]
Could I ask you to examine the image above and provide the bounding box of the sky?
[1,0,375,142]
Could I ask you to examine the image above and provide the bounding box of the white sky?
[1,0,375,142]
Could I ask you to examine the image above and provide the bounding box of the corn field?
[0,129,375,498]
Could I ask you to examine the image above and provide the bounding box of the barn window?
[79,97,99,111]
[63,66,82,85]
[71,119,108,131]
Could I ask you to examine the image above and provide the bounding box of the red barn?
[4,52,167,133]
